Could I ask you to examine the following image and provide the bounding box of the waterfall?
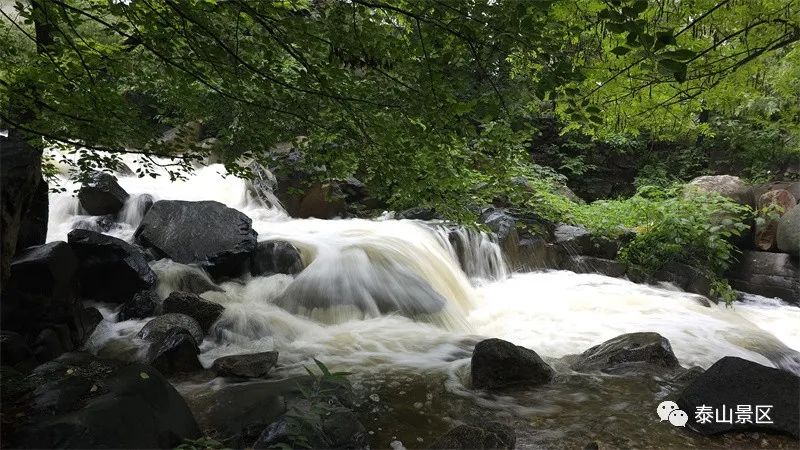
[45,153,800,377]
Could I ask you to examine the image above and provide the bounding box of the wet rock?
[146,328,202,376]
[138,313,203,344]
[253,404,368,449]
[72,215,117,234]
[571,332,680,375]
[755,190,796,251]
[134,200,257,279]
[687,175,754,208]
[564,256,627,278]
[150,259,224,296]
[554,224,591,250]
[14,177,48,253]
[117,289,159,321]
[0,331,37,373]
[212,352,279,378]
[162,291,224,332]
[676,356,799,438]
[430,422,516,449]
[5,241,77,301]
[776,205,800,257]
[652,261,712,298]
[398,207,442,221]
[1,128,45,285]
[471,338,554,389]
[554,224,626,260]
[250,241,304,277]
[78,172,130,215]
[68,229,156,303]
[8,352,200,448]
[727,251,799,305]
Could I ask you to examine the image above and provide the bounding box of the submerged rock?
[78,172,130,216]
[117,289,159,321]
[250,241,304,277]
[68,229,156,303]
[162,291,224,332]
[252,404,367,449]
[212,352,279,378]
[138,313,204,344]
[430,422,516,449]
[146,328,202,376]
[471,338,554,389]
[8,352,200,448]
[134,200,257,279]
[570,332,681,375]
[676,356,799,438]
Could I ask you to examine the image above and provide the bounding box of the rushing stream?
[47,156,800,448]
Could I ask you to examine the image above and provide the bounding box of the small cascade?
[431,224,509,281]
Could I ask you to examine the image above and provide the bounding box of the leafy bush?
[572,184,752,303]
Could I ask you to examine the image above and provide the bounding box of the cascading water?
[48,152,800,448]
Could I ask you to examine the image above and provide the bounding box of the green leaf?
[611,46,631,56]
[631,0,649,15]
[659,49,696,61]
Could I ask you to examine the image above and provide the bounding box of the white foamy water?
[47,153,800,377]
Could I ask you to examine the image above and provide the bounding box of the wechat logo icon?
[657,401,688,427]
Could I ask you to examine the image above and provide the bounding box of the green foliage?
[572,184,752,303]
[174,437,228,450]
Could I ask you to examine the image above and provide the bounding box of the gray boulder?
[212,352,279,378]
[146,328,202,376]
[687,175,753,207]
[68,229,156,303]
[78,172,130,215]
[162,291,224,332]
[8,352,200,448]
[138,313,204,344]
[471,338,554,389]
[727,251,799,305]
[776,205,800,256]
[676,356,799,438]
[570,332,681,375]
[250,241,304,277]
[134,200,257,279]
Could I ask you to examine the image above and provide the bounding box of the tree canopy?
[2,0,799,216]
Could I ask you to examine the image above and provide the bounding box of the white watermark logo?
[658,401,775,427]
[657,401,688,427]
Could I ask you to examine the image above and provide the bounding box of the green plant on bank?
[569,184,752,304]
[174,437,228,450]
[269,359,353,450]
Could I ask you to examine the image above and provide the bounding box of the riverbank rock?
[68,229,156,303]
[676,356,799,438]
[398,207,442,220]
[250,241,304,277]
[134,200,257,279]
[564,256,627,278]
[117,289,159,321]
[687,175,753,207]
[471,338,554,389]
[727,251,799,305]
[755,190,796,251]
[570,332,681,375]
[162,291,224,332]
[212,352,279,378]
[147,328,202,376]
[776,205,800,256]
[430,422,516,449]
[7,352,200,448]
[15,177,48,253]
[78,172,130,216]
[138,313,204,344]
[4,241,77,301]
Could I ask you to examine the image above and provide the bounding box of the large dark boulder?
[4,241,77,301]
[134,200,257,279]
[1,128,44,285]
[8,352,200,448]
[0,331,38,373]
[14,177,48,253]
[68,229,156,303]
[430,422,516,449]
[727,251,799,305]
[250,241,304,277]
[146,328,202,376]
[117,289,159,321]
[78,172,130,216]
[570,332,681,375]
[471,338,554,390]
[162,291,224,332]
[138,313,204,344]
[212,352,279,378]
[676,356,799,438]
[776,205,800,257]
